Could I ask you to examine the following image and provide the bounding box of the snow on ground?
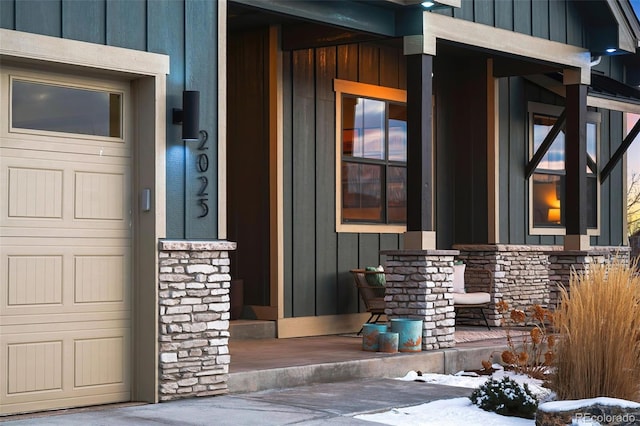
[354,365,552,426]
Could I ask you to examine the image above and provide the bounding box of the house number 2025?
[195,130,209,218]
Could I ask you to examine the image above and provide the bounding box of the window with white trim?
[334,79,407,233]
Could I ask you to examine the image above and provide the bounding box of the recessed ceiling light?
[606,48,617,53]
[421,1,436,8]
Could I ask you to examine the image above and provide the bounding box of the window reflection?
[12,79,122,138]
[341,92,407,224]
[530,111,598,230]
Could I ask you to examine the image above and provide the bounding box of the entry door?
[0,66,132,415]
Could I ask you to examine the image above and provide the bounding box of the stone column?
[382,250,458,350]
[157,240,236,401]
[547,247,630,308]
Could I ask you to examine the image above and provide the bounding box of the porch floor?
[228,326,516,394]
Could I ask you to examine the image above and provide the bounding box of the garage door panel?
[7,340,63,394]
[7,255,63,306]
[2,244,130,319]
[1,149,130,232]
[75,171,125,221]
[75,336,125,387]
[75,255,125,303]
[7,167,63,219]
[1,328,130,412]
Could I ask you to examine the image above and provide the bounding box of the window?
[528,102,599,235]
[11,78,122,138]
[335,79,407,233]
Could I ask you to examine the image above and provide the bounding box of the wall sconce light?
[172,90,200,141]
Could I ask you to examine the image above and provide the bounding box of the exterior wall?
[497,76,627,247]
[158,241,236,401]
[435,0,588,49]
[282,41,405,318]
[0,0,222,240]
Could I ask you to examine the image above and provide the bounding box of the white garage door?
[0,66,132,415]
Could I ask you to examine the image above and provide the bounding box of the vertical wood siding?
[1,0,220,239]
[498,75,626,246]
[284,42,406,318]
[437,0,586,48]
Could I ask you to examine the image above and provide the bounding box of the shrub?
[486,301,555,380]
[552,257,640,401]
[469,376,538,419]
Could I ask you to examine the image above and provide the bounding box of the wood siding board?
[185,0,218,239]
[474,0,494,26]
[358,43,379,85]
[0,0,15,29]
[16,0,61,37]
[565,0,584,48]
[548,0,567,43]
[227,29,270,306]
[62,0,105,44]
[358,234,380,272]
[494,0,513,31]
[337,233,359,314]
[106,0,146,50]
[508,77,526,244]
[337,44,358,81]
[531,0,549,40]
[147,0,185,238]
[454,0,474,21]
[379,45,400,89]
[315,46,338,316]
[292,49,316,317]
[283,51,294,318]
[498,77,511,243]
[513,0,532,36]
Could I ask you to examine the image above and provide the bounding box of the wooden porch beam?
[525,110,566,179]
[600,116,640,183]
[406,53,434,234]
[565,84,588,238]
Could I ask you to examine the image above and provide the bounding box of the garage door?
[0,67,132,415]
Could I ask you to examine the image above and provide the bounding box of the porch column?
[404,39,436,249]
[564,72,589,250]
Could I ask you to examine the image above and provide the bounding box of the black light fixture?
[173,90,200,141]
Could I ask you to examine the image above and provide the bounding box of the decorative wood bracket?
[525,109,566,179]
[600,116,640,183]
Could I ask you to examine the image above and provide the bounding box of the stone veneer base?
[381,250,459,351]
[157,240,236,401]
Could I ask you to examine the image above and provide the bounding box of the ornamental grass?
[551,258,640,402]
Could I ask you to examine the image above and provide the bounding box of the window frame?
[527,102,601,236]
[334,79,407,234]
[9,75,125,143]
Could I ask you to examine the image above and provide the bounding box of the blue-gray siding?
[1,0,220,239]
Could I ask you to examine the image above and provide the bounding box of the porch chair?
[453,263,493,330]
[350,269,386,334]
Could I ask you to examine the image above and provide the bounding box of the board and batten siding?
[497,74,627,247]
[283,42,405,318]
[434,0,587,49]
[0,0,221,239]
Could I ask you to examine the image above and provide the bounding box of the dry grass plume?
[552,257,640,401]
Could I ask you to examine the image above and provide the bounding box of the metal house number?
[195,130,209,218]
